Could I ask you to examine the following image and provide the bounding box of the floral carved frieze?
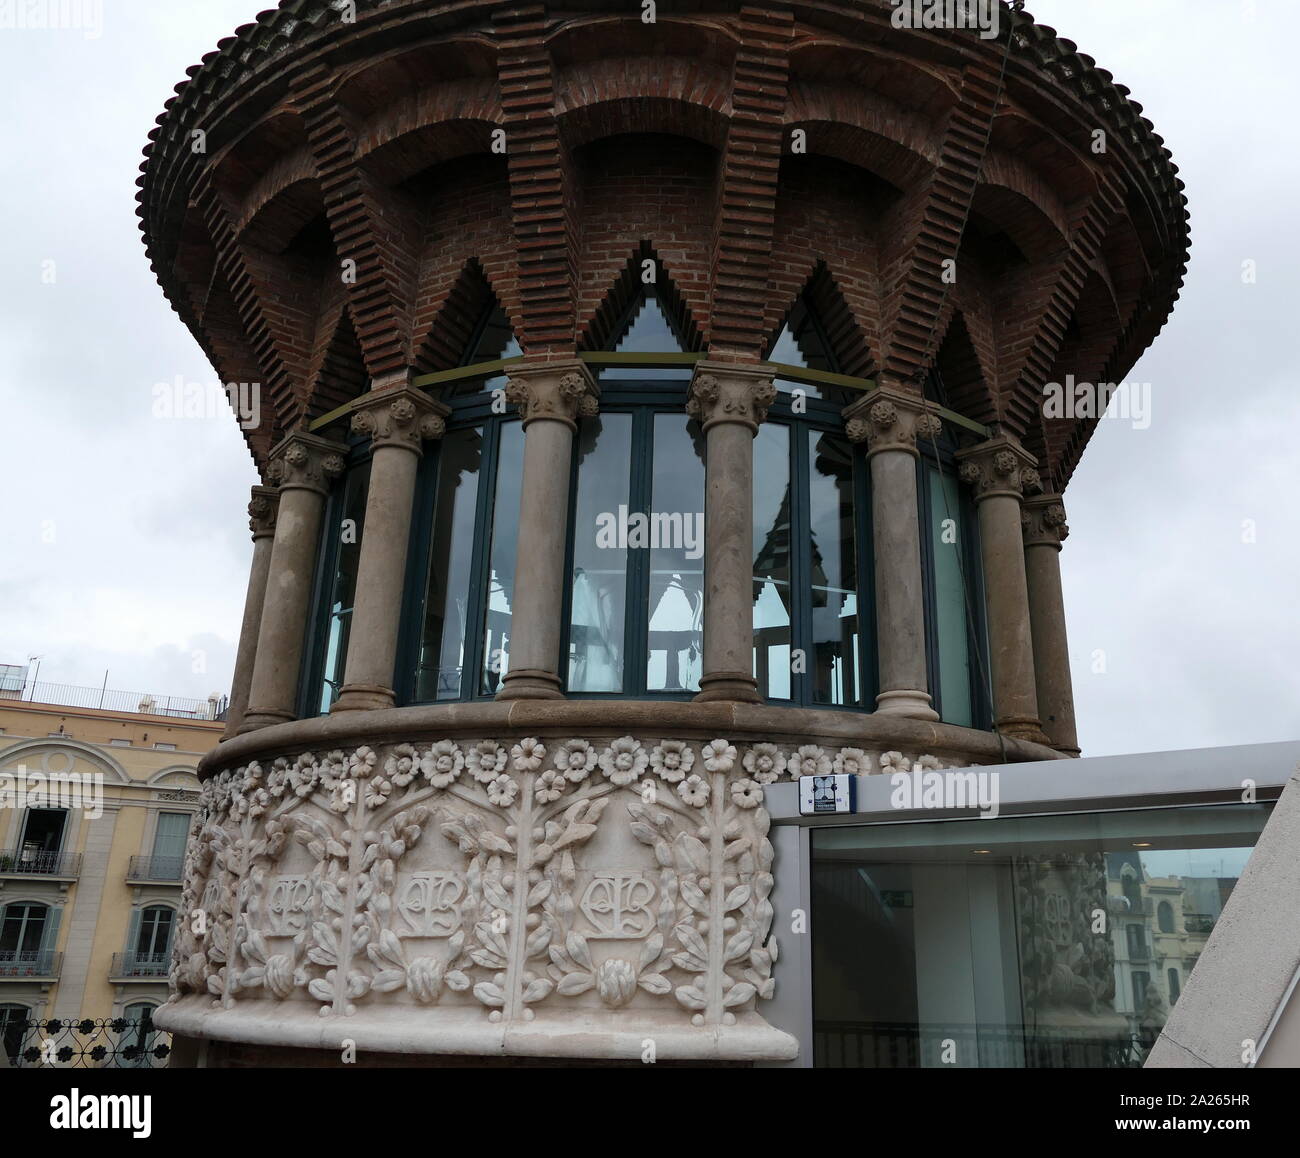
[170,737,970,1055]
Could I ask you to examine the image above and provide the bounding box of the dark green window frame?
[757,390,877,710]
[299,438,372,717]
[561,378,704,700]
[395,387,519,705]
[915,396,993,729]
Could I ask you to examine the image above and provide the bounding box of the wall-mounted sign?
[799,773,857,816]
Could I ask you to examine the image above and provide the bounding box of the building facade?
[137,0,1190,1064]
[0,689,216,1064]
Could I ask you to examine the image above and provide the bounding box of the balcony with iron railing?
[109,951,171,981]
[126,856,184,884]
[0,950,62,980]
[0,848,82,878]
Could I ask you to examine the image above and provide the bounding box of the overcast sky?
[1,1,1296,756]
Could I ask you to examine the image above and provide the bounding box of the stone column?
[689,362,776,704]
[1023,491,1080,755]
[331,388,449,713]
[496,360,599,701]
[845,388,943,720]
[239,432,346,732]
[957,435,1049,744]
[222,485,280,738]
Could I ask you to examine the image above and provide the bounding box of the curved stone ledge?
[155,998,798,1062]
[201,700,1065,779]
[170,734,832,1062]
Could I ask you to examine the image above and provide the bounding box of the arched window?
[1157,900,1175,933]
[132,905,176,967]
[755,292,868,706]
[0,902,52,975]
[918,369,988,727]
[565,278,705,694]
[301,445,371,714]
[399,296,526,701]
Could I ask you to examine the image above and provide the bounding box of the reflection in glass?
[414,428,482,700]
[315,459,371,713]
[569,414,632,692]
[478,422,524,695]
[808,432,859,705]
[601,286,692,382]
[646,414,706,692]
[752,424,792,699]
[927,466,974,726]
[463,302,521,396]
[811,804,1271,1068]
[768,294,853,405]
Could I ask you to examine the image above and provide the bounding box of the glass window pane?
[414,428,483,701]
[928,466,974,727]
[811,804,1272,1068]
[151,813,190,869]
[568,414,633,692]
[645,414,706,692]
[602,287,691,382]
[464,302,521,394]
[808,432,859,706]
[479,421,524,695]
[768,295,853,404]
[752,424,792,699]
[315,460,370,713]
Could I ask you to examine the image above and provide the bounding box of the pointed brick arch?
[304,307,367,422]
[415,256,516,373]
[764,262,874,381]
[578,242,702,355]
[932,309,996,428]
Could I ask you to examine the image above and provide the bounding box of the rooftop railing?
[0,680,227,720]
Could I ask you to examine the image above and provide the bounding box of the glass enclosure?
[811,803,1272,1067]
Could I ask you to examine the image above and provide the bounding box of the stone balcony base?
[165,700,1062,1066]
[156,998,796,1063]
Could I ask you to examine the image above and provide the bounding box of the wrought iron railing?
[3,1017,170,1068]
[813,1021,1143,1069]
[0,950,62,979]
[110,952,172,980]
[2,680,226,720]
[126,855,185,882]
[0,848,82,876]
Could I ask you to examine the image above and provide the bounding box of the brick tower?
[140,0,1189,1064]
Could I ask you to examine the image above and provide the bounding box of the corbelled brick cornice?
[137,1,1190,488]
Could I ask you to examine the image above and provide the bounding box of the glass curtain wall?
[811,803,1273,1068]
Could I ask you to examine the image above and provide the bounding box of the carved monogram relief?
[172,738,970,1031]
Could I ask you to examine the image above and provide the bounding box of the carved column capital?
[264,432,348,497]
[247,485,280,541]
[956,435,1038,502]
[504,360,599,431]
[842,387,944,459]
[1023,494,1070,549]
[349,387,450,454]
[686,361,777,434]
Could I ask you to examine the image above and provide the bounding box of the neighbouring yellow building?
[0,679,221,1064]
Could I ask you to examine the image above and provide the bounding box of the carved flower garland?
[179,736,972,1028]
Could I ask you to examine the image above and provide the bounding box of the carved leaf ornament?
[172,737,964,1035]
